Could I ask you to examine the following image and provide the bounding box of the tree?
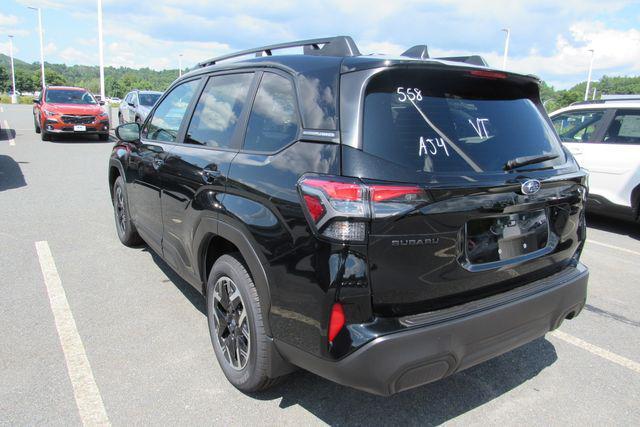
[39,69,67,87]
[0,66,9,92]
[15,69,36,92]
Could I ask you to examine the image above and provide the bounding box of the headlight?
[44,109,57,116]
[98,112,109,119]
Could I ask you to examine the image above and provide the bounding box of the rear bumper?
[277,263,588,396]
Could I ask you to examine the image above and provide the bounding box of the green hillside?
[1,53,639,110]
[0,53,179,98]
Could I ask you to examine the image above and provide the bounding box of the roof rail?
[197,36,360,68]
[436,55,488,67]
[570,97,640,106]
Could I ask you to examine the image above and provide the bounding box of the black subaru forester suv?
[109,36,589,396]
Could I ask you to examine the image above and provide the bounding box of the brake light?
[298,175,431,242]
[328,302,345,343]
[302,179,363,201]
[469,70,507,79]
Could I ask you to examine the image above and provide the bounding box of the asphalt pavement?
[0,103,638,426]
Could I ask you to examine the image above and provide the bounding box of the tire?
[206,254,280,392]
[118,113,124,125]
[34,115,41,134]
[98,133,109,141]
[112,176,142,246]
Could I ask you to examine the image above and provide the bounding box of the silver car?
[118,90,163,125]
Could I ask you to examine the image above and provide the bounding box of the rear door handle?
[202,168,221,183]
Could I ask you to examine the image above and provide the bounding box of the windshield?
[139,93,161,107]
[363,69,565,174]
[46,89,96,105]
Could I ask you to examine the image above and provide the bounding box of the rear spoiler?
[400,45,488,67]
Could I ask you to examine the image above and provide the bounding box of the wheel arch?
[197,221,273,336]
[631,183,640,220]
[108,159,125,199]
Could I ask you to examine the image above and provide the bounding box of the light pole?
[28,6,46,89]
[8,35,17,104]
[97,0,106,102]
[501,28,510,70]
[584,49,595,101]
[178,54,183,77]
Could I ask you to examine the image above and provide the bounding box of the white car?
[550,97,640,220]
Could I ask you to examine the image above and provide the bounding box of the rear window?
[363,69,565,174]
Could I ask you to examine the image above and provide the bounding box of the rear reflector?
[328,303,345,343]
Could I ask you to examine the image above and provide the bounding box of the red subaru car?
[33,86,110,141]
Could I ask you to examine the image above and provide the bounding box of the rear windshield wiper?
[504,154,559,171]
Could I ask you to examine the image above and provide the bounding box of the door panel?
[127,142,173,253]
[160,72,256,282]
[129,78,201,252]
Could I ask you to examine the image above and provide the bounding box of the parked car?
[118,90,162,125]
[33,86,110,141]
[109,36,589,396]
[550,97,640,221]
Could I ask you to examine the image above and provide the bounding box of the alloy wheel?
[211,276,250,370]
[115,185,127,234]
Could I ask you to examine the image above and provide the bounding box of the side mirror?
[115,122,140,143]
[33,98,40,104]
[99,100,105,105]
[128,102,135,107]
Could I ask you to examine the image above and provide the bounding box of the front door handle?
[202,168,221,183]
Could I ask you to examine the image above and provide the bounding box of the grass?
[0,95,34,105]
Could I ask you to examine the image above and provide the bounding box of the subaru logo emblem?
[521,179,541,195]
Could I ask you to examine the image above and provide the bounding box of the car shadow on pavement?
[253,337,557,425]
[0,128,16,141]
[586,213,640,240]
[50,134,111,144]
[0,155,27,191]
[136,241,557,424]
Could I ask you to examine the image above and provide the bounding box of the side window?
[143,80,199,143]
[185,73,254,148]
[604,110,640,144]
[551,110,605,142]
[132,92,139,106]
[125,93,132,104]
[244,73,299,152]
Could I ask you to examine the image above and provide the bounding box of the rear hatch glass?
[362,68,565,176]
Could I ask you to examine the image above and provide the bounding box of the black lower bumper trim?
[275,263,588,396]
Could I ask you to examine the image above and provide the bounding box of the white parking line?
[587,239,640,257]
[550,330,640,374]
[35,241,111,426]
[2,119,15,146]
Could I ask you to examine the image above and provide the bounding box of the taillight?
[328,302,345,344]
[298,175,430,242]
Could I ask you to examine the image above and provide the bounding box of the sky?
[0,0,639,89]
